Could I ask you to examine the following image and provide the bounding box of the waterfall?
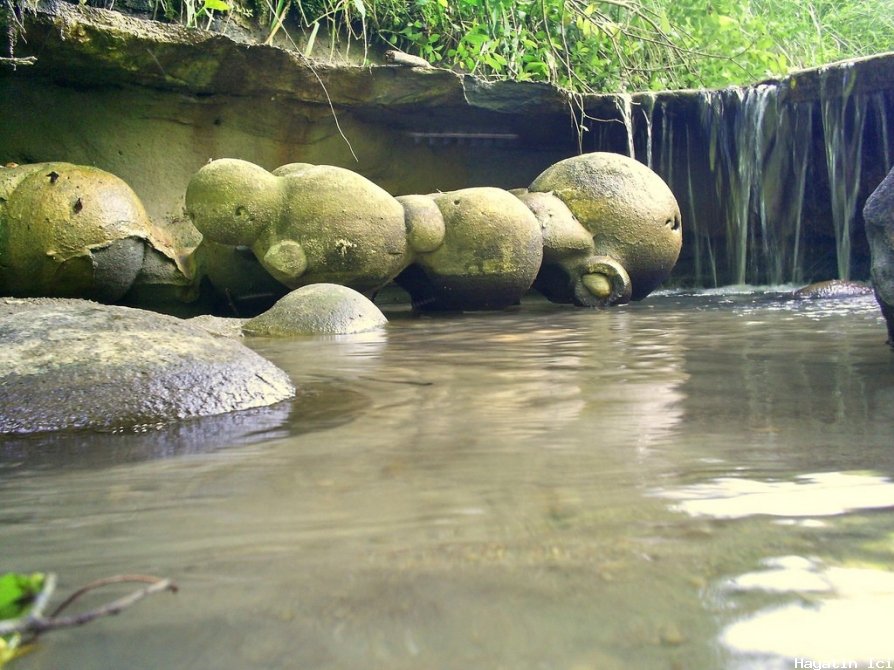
[870,91,892,172]
[673,83,845,285]
[698,87,768,285]
[786,104,813,284]
[640,93,656,170]
[821,64,866,281]
[686,125,717,286]
[592,59,894,288]
[616,93,635,158]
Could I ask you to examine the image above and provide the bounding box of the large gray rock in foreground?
[863,167,894,346]
[0,298,296,434]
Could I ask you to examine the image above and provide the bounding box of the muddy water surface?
[3,289,894,670]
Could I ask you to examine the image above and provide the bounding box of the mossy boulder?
[397,194,446,253]
[182,154,677,313]
[1,162,145,301]
[186,159,409,295]
[0,298,295,434]
[0,162,194,305]
[243,283,387,336]
[396,187,543,310]
[527,152,682,306]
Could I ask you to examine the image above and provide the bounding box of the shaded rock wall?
[3,0,894,288]
[0,1,577,225]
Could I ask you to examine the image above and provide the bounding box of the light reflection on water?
[2,289,894,669]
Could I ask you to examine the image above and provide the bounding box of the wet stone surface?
[0,298,295,434]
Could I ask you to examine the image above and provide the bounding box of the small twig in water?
[0,574,177,639]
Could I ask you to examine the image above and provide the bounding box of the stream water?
[3,288,894,670]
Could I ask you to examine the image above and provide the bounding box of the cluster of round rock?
[0,152,683,316]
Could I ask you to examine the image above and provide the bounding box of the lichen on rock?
[186,159,410,295]
[0,162,195,304]
[528,152,682,306]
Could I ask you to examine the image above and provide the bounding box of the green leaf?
[0,573,45,621]
[351,0,366,19]
[713,14,735,28]
[202,0,229,11]
[304,21,320,57]
[524,60,549,76]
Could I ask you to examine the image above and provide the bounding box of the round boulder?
[186,160,410,295]
[529,152,682,302]
[243,283,388,336]
[396,187,543,310]
[0,163,158,302]
[0,298,295,434]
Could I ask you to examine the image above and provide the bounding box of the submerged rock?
[0,298,295,434]
[243,283,387,336]
[792,279,874,300]
[864,166,894,346]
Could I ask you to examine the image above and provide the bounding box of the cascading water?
[685,125,717,287]
[639,92,656,170]
[689,85,814,286]
[590,63,893,288]
[872,92,892,170]
[616,93,635,159]
[821,64,866,281]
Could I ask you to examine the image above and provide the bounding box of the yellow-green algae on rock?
[528,152,682,305]
[186,159,409,295]
[396,187,543,310]
[0,162,193,303]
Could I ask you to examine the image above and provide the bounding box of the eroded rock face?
[527,152,682,306]
[0,298,295,434]
[0,162,195,305]
[243,283,387,336]
[863,167,894,346]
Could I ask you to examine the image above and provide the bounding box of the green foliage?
[0,572,46,669]
[0,573,44,622]
[145,0,894,91]
[154,0,230,28]
[654,0,894,89]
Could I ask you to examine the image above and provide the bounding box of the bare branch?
[0,575,177,638]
